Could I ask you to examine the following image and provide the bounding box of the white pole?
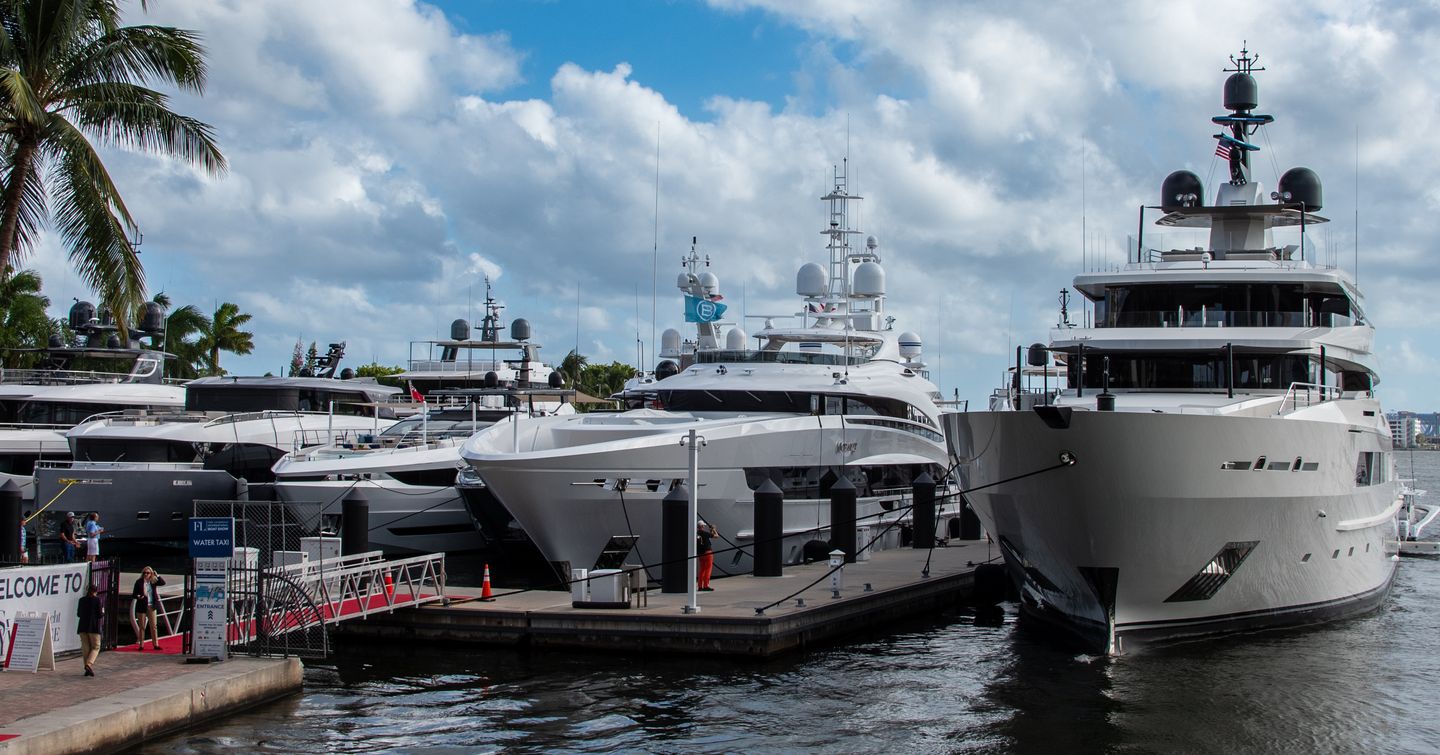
[512,404,519,453]
[327,400,334,442]
[685,428,701,614]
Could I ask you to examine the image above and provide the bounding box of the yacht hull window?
[1097,283,1356,328]
[743,463,946,500]
[1068,352,1309,391]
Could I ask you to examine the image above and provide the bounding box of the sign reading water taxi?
[188,517,235,559]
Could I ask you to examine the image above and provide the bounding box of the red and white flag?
[408,381,424,403]
[1215,141,1232,160]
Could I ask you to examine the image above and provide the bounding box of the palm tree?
[199,301,252,375]
[0,265,57,366]
[0,0,226,324]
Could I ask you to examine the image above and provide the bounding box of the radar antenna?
[1212,42,1273,186]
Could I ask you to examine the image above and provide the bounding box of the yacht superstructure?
[460,168,959,581]
[944,49,1400,653]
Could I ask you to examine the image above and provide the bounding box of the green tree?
[0,0,226,324]
[354,362,404,384]
[577,361,635,403]
[287,339,302,376]
[0,265,58,366]
[198,301,252,375]
[560,349,587,389]
[302,341,317,376]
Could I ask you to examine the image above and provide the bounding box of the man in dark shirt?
[77,584,103,676]
[60,512,78,562]
[696,520,718,591]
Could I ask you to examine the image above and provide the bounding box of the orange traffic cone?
[383,572,394,597]
[481,563,495,601]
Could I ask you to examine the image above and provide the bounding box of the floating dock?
[337,540,995,657]
[0,649,300,755]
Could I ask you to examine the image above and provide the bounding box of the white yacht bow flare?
[272,296,574,556]
[944,49,1400,654]
[460,169,958,581]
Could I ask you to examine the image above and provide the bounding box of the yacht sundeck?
[460,169,961,581]
[944,48,1400,653]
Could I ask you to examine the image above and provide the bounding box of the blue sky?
[18,0,1440,411]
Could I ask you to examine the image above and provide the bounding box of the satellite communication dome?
[484,371,500,388]
[548,371,564,388]
[660,328,682,358]
[105,334,121,349]
[510,318,531,341]
[1278,167,1323,211]
[797,262,827,297]
[450,319,470,341]
[898,332,922,360]
[699,271,720,297]
[655,359,680,380]
[866,235,878,251]
[68,301,96,330]
[1027,343,1048,367]
[1161,170,1204,209]
[852,261,885,298]
[725,327,748,350]
[340,368,355,380]
[139,302,165,334]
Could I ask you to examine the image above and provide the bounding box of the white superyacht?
[944,49,1400,653]
[271,297,574,555]
[460,169,958,580]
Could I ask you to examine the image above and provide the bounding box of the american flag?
[1215,141,1232,160]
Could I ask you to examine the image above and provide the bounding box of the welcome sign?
[0,563,89,658]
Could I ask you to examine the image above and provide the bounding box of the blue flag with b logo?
[684,294,727,323]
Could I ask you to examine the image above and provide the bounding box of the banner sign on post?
[189,518,235,559]
[0,563,88,658]
[192,575,228,662]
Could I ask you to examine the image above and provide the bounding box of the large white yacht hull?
[945,402,1400,654]
[273,443,485,556]
[0,427,69,501]
[465,413,956,580]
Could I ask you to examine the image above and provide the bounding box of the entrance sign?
[0,563,87,655]
[192,575,228,662]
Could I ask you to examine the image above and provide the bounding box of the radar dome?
[68,301,95,330]
[725,327,748,350]
[340,368,355,380]
[1161,170,1204,208]
[484,371,500,388]
[450,319,470,341]
[510,318,531,341]
[797,262,827,297]
[898,332,922,361]
[1278,167,1323,211]
[548,371,564,388]
[654,359,680,381]
[1223,73,1258,111]
[1027,343,1048,367]
[105,334,121,349]
[852,261,885,298]
[660,328,682,358]
[699,271,720,297]
[866,235,878,252]
[139,302,165,334]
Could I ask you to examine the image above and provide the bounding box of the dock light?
[1059,450,1078,466]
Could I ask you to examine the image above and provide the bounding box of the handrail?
[1275,382,1343,415]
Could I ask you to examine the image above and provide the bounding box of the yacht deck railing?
[1275,382,1343,415]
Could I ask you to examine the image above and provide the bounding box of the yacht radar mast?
[1213,43,1273,187]
[812,161,886,335]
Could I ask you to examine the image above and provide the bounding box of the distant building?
[1387,413,1423,448]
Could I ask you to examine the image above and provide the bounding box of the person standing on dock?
[77,584,103,676]
[697,520,717,591]
[84,512,103,562]
[19,510,30,563]
[132,567,166,650]
[61,512,78,562]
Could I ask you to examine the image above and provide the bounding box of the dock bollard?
[829,476,857,564]
[912,472,935,549]
[341,488,369,557]
[0,480,20,563]
[660,484,690,593]
[829,549,845,598]
[753,479,784,577]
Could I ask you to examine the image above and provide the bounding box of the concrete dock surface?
[340,540,997,657]
[0,649,300,754]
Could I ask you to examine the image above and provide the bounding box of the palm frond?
[63,82,225,173]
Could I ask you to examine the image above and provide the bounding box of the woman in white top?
[84,512,104,562]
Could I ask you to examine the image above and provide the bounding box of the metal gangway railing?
[226,551,447,651]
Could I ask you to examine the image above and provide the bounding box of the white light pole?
[681,428,705,614]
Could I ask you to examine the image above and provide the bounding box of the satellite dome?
[676,272,693,289]
[1278,167,1323,211]
[139,302,165,334]
[510,318,531,341]
[451,319,470,341]
[725,327,748,350]
[898,332,922,361]
[866,235,878,251]
[484,371,500,388]
[660,328,682,358]
[1027,343,1048,367]
[68,301,96,330]
[1223,72,1258,112]
[340,368,355,380]
[654,359,680,381]
[699,271,720,297]
[1161,170,1204,209]
[548,371,564,388]
[852,261,885,298]
[105,334,121,349]
[797,262,827,297]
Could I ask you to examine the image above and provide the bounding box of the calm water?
[140,450,1440,754]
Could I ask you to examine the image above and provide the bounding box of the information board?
[0,563,87,656]
[4,614,54,672]
[192,575,228,662]
[189,517,236,559]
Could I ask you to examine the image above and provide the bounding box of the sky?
[17,0,1440,410]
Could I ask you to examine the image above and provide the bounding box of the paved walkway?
[0,646,197,728]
